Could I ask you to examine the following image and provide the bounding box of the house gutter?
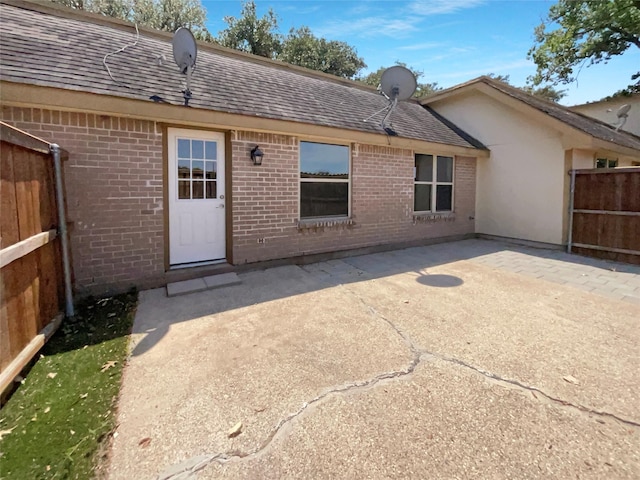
[567,169,576,254]
[50,144,75,317]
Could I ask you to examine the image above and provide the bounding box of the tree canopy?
[216,0,281,58]
[51,0,213,40]
[357,63,441,98]
[216,2,366,79]
[528,0,640,94]
[279,27,366,79]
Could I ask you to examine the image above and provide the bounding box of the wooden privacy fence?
[568,167,640,265]
[0,122,72,393]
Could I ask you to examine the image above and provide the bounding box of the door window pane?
[205,141,217,160]
[178,181,190,199]
[191,140,204,159]
[300,182,348,218]
[177,139,190,159]
[178,160,190,179]
[300,142,349,178]
[192,181,204,199]
[437,156,453,182]
[205,161,216,179]
[436,185,453,211]
[192,161,204,179]
[206,181,217,199]
[414,184,432,212]
[415,154,433,182]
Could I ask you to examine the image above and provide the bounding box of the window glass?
[596,158,607,168]
[415,154,433,182]
[205,141,217,160]
[192,161,204,179]
[192,181,204,199]
[608,159,618,168]
[300,142,349,178]
[178,181,190,199]
[300,182,349,218]
[414,184,432,212]
[206,181,217,199]
[178,160,190,179]
[191,140,204,159]
[205,161,216,179]
[437,156,453,182]
[436,185,453,211]
[177,139,190,159]
[414,153,454,213]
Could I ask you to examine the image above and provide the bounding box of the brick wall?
[1,106,476,293]
[232,133,476,264]
[1,107,164,294]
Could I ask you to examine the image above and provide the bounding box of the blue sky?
[201,0,639,105]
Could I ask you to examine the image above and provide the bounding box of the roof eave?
[1,81,489,157]
[421,79,640,157]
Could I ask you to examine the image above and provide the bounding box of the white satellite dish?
[364,65,418,135]
[172,27,197,106]
[615,104,631,131]
[380,65,417,101]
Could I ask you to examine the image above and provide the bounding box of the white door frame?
[167,128,226,266]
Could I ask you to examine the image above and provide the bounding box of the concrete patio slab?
[109,239,640,480]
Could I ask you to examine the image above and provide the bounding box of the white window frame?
[414,154,455,213]
[595,157,618,169]
[299,140,351,220]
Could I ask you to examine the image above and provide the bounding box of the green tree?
[528,0,640,92]
[216,0,282,58]
[358,62,441,98]
[279,27,366,79]
[50,0,213,40]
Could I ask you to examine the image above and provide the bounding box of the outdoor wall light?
[250,145,264,166]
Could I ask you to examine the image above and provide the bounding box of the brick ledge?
[297,217,355,230]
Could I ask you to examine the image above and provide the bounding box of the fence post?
[567,169,576,254]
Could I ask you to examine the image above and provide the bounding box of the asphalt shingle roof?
[424,76,640,153]
[0,2,486,150]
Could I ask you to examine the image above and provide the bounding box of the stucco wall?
[571,95,640,137]
[430,91,566,245]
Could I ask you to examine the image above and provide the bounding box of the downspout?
[50,144,75,317]
[567,169,576,254]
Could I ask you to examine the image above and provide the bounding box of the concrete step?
[166,272,241,297]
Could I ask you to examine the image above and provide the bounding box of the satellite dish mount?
[363,66,417,135]
[172,27,198,106]
[614,104,631,132]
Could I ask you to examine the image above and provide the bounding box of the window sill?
[297,217,354,230]
[413,212,456,224]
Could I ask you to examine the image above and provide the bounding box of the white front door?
[168,128,225,265]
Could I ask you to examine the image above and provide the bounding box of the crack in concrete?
[154,273,638,479]
[154,281,424,479]
[341,281,640,429]
[427,350,640,428]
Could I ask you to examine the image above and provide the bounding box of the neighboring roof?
[571,93,640,109]
[0,1,485,151]
[420,76,640,153]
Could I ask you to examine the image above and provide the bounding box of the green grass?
[0,290,137,480]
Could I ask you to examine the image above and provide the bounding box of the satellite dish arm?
[381,97,398,130]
